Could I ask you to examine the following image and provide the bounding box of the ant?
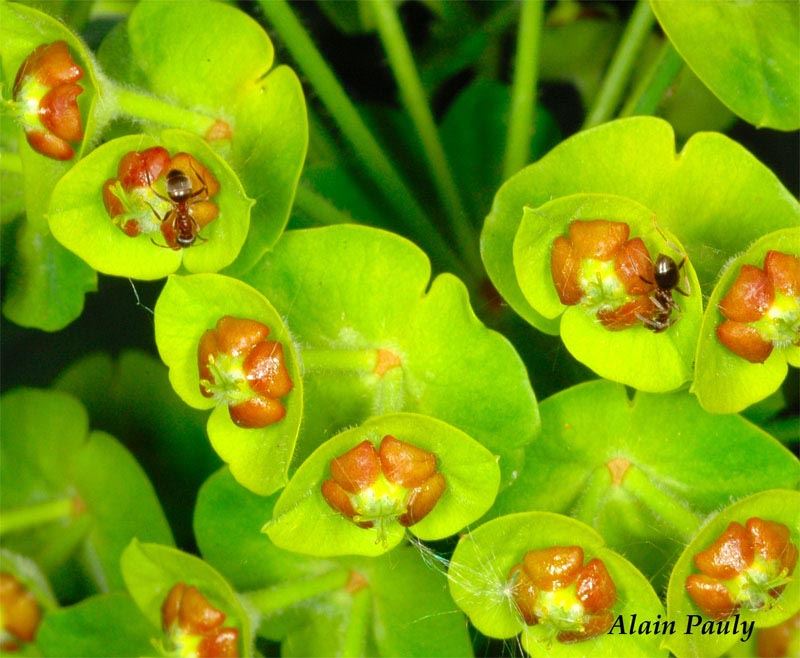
[146,161,213,249]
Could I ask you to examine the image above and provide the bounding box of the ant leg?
[190,216,209,243]
[187,160,209,199]
[674,257,692,297]
[145,169,171,203]
[144,201,165,223]
[150,237,171,249]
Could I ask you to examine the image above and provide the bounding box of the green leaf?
[693,228,800,413]
[36,593,155,657]
[514,193,702,391]
[265,413,500,557]
[448,512,667,657]
[665,490,800,658]
[244,224,539,483]
[651,1,800,130]
[48,130,253,279]
[154,273,303,495]
[483,117,800,333]
[96,0,307,270]
[492,381,800,593]
[0,389,173,593]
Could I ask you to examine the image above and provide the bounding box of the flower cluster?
[321,436,446,533]
[685,518,797,620]
[717,251,800,363]
[161,583,239,658]
[12,41,84,160]
[508,546,617,643]
[198,316,293,428]
[551,220,662,330]
[102,148,220,248]
[0,573,41,652]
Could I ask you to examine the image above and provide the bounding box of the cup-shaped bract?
[265,414,500,557]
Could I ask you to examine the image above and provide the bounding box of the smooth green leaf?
[449,512,667,657]
[492,381,800,593]
[154,274,303,495]
[693,228,800,413]
[266,413,500,557]
[244,225,539,483]
[651,1,800,130]
[665,490,800,658]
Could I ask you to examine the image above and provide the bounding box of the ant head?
[166,169,193,201]
[654,254,680,289]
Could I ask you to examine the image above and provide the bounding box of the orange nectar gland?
[12,41,84,160]
[161,583,239,658]
[198,316,293,429]
[102,148,220,244]
[321,436,446,536]
[0,573,41,651]
[685,518,798,620]
[551,219,660,331]
[508,546,617,643]
[756,611,800,658]
[717,251,800,363]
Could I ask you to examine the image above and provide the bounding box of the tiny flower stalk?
[717,251,800,363]
[161,583,239,658]
[508,546,617,643]
[321,436,446,536]
[0,573,41,652]
[198,316,293,429]
[103,147,220,248]
[11,41,85,160]
[685,518,798,620]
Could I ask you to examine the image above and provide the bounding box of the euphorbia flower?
[0,573,41,651]
[321,436,446,533]
[756,612,800,658]
[685,518,798,620]
[102,148,220,246]
[507,546,616,643]
[12,41,84,160]
[717,251,800,363]
[161,583,239,658]
[198,316,293,428]
[551,220,658,330]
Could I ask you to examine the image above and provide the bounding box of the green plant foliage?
[154,273,303,495]
[96,0,308,271]
[0,548,58,613]
[265,413,500,556]
[651,1,800,130]
[492,380,800,592]
[195,468,474,657]
[693,228,800,414]
[48,130,253,278]
[243,224,539,481]
[448,512,667,657]
[665,490,800,658]
[0,389,173,596]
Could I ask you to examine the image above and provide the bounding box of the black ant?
[146,162,212,249]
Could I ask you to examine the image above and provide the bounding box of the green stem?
[624,466,701,541]
[371,0,480,273]
[619,40,684,117]
[301,348,378,373]
[257,0,470,281]
[112,85,218,135]
[342,587,371,658]
[373,366,405,416]
[502,0,545,179]
[244,569,351,616]
[295,184,358,226]
[582,0,655,129]
[0,498,76,536]
[0,151,23,174]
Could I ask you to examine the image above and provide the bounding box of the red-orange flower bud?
[161,584,239,657]
[330,441,381,494]
[716,321,774,363]
[379,435,437,488]
[0,573,41,649]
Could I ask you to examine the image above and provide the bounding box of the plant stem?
[371,0,480,273]
[295,184,357,226]
[619,40,684,117]
[582,0,655,129]
[244,569,351,616]
[113,86,218,135]
[301,348,378,373]
[257,0,470,281]
[342,587,371,658]
[0,498,76,536]
[502,0,545,180]
[624,466,701,541]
